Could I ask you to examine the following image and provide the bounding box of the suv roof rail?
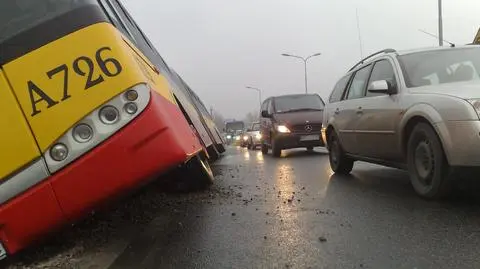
[348,48,397,71]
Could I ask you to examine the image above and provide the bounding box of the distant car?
[322,46,480,199]
[225,121,245,145]
[246,122,262,149]
[260,94,325,157]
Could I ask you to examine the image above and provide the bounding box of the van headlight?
[256,133,262,140]
[276,125,291,133]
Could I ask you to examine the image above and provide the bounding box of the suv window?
[346,65,372,100]
[366,60,397,97]
[329,75,351,103]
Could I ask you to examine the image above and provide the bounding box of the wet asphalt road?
[6,146,480,269]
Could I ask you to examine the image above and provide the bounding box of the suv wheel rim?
[414,140,434,185]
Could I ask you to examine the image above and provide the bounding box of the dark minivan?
[260,94,325,157]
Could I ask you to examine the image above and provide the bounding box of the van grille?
[291,123,322,133]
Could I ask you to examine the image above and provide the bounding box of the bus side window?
[115,0,171,72]
[98,0,135,42]
[107,0,159,69]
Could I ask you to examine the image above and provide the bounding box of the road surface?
[5,147,480,269]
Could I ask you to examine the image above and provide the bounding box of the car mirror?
[261,110,271,118]
[367,80,397,95]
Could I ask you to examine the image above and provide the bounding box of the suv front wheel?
[407,123,453,199]
[328,132,354,174]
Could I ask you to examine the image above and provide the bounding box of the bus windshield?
[0,0,97,43]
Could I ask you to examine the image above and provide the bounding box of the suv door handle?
[356,107,363,114]
[334,108,340,115]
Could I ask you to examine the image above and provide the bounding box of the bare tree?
[244,110,259,126]
[212,110,226,131]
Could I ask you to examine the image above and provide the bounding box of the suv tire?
[261,143,268,154]
[272,139,282,157]
[407,123,453,199]
[328,132,354,174]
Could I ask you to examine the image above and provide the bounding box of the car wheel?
[272,139,282,157]
[328,132,354,174]
[261,143,268,154]
[247,138,252,149]
[407,123,453,199]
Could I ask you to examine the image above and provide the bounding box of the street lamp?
[246,86,262,114]
[281,52,322,93]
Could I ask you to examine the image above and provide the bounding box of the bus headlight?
[50,143,68,161]
[124,102,138,115]
[44,83,150,173]
[125,90,138,101]
[99,106,119,124]
[73,124,93,143]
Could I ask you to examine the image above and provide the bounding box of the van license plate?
[300,135,319,141]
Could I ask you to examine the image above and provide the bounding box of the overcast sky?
[122,0,480,120]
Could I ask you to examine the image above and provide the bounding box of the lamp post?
[438,0,443,46]
[246,86,262,114]
[281,52,322,93]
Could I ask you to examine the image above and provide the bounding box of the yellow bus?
[0,0,219,258]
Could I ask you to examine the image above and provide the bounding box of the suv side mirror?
[261,110,271,118]
[367,80,397,95]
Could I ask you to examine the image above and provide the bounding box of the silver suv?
[322,46,480,199]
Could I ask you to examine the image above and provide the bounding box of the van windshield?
[0,0,97,43]
[274,95,324,113]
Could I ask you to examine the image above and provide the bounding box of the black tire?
[261,143,268,154]
[207,145,219,161]
[216,143,226,153]
[247,138,253,149]
[328,132,354,174]
[407,123,453,199]
[175,152,214,192]
[272,139,282,157]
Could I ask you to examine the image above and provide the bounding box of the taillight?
[44,83,151,173]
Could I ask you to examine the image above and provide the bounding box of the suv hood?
[273,110,323,125]
[409,82,480,99]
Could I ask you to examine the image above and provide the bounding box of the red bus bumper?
[0,91,202,255]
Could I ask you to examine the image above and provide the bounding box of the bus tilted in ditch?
[0,0,222,259]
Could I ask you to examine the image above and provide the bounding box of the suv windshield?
[399,47,480,88]
[274,95,324,113]
[251,123,260,131]
[0,0,97,43]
